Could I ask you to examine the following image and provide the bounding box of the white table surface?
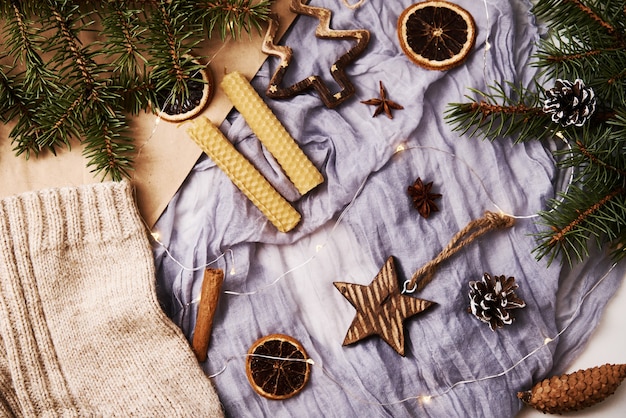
[517,271,626,416]
[515,1,626,415]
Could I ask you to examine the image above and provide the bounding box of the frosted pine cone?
[468,273,525,330]
[543,78,596,127]
[518,363,626,414]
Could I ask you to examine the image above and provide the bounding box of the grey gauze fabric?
[152,0,625,416]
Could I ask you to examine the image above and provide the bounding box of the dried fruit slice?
[155,63,213,123]
[245,334,311,400]
[397,1,476,71]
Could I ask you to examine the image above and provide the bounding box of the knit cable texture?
[0,181,223,417]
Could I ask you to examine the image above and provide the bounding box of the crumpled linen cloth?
[152,0,626,416]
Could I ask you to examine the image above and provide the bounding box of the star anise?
[407,177,442,218]
[361,81,404,119]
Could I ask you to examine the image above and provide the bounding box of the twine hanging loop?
[405,211,515,294]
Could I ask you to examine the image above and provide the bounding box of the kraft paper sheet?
[0,1,298,227]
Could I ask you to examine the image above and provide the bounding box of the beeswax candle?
[221,71,324,195]
[187,117,301,233]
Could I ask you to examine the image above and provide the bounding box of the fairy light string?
[127,36,235,316]
[151,135,586,409]
[144,0,519,292]
[154,139,573,302]
[143,0,549,301]
[481,0,492,86]
[136,0,615,412]
[205,260,618,409]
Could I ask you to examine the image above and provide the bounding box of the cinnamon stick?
[192,268,224,362]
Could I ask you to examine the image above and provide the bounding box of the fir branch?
[607,68,626,85]
[535,185,626,264]
[532,1,626,106]
[548,187,621,246]
[0,0,274,180]
[143,0,204,109]
[533,26,617,75]
[10,119,45,159]
[533,0,626,45]
[198,0,272,40]
[543,48,604,65]
[535,42,626,107]
[97,1,147,78]
[0,65,22,122]
[46,3,100,94]
[445,82,552,142]
[609,107,626,133]
[97,1,154,114]
[597,49,626,106]
[82,108,135,181]
[576,140,626,176]
[564,0,621,39]
[554,124,626,187]
[35,93,83,152]
[3,0,59,96]
[116,77,156,115]
[447,0,626,265]
[0,67,48,157]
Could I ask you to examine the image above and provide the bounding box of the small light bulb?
[395,144,406,153]
[419,395,432,404]
[230,267,236,275]
[151,231,160,241]
[485,40,492,51]
[544,337,553,345]
[316,244,324,252]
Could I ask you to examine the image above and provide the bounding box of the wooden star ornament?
[334,256,435,356]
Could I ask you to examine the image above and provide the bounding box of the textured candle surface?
[187,117,301,233]
[221,71,324,196]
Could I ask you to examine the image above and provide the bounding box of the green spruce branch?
[199,0,273,40]
[97,1,152,114]
[534,185,626,264]
[532,0,626,106]
[0,0,273,180]
[446,83,551,142]
[446,0,626,265]
[143,0,205,113]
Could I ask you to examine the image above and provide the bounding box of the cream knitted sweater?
[0,181,223,417]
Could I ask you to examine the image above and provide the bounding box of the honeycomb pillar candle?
[220,71,324,195]
[187,117,301,233]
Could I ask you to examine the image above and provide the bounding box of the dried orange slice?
[245,334,311,400]
[398,1,476,71]
[155,62,213,123]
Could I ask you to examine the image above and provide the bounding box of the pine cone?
[518,364,626,414]
[468,273,525,330]
[543,78,596,127]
